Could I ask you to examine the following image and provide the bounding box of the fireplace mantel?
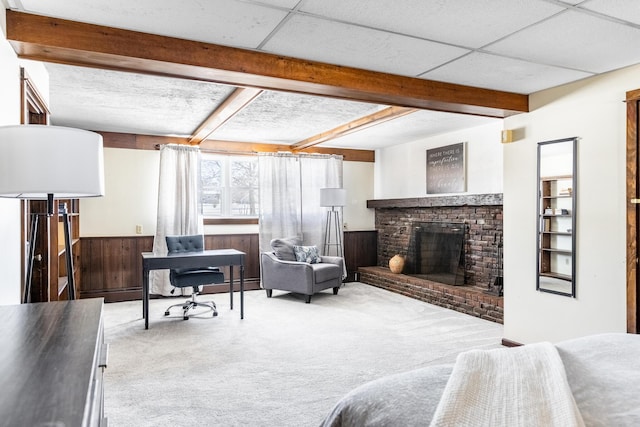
[367,193,502,209]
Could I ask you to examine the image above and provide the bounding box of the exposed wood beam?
[97,131,188,150]
[189,87,263,145]
[6,10,528,118]
[97,131,375,162]
[292,106,418,150]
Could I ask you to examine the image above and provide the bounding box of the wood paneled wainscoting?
[79,234,262,302]
[79,231,377,302]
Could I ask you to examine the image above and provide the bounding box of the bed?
[320,333,640,427]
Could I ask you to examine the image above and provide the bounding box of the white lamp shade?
[320,188,346,207]
[0,125,105,199]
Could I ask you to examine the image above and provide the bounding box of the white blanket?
[429,342,585,427]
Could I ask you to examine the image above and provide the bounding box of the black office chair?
[164,234,224,320]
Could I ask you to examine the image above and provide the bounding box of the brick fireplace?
[359,193,504,323]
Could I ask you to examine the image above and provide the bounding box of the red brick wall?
[374,205,503,288]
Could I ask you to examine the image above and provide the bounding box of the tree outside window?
[201,155,259,218]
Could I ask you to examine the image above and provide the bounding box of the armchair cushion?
[293,245,321,264]
[270,237,302,261]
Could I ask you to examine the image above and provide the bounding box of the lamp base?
[323,208,343,257]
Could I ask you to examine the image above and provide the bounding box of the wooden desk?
[141,249,245,329]
[0,298,107,426]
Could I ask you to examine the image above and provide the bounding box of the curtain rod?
[153,144,342,159]
[154,143,257,156]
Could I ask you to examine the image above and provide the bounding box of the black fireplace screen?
[406,222,466,285]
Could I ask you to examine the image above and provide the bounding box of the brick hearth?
[359,266,503,323]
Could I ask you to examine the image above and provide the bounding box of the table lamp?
[0,125,105,302]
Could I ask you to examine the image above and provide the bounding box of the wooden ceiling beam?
[6,10,528,118]
[97,131,375,162]
[189,87,263,145]
[291,106,418,150]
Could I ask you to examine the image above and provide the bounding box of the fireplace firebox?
[406,222,466,285]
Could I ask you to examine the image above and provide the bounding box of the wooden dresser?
[0,298,108,426]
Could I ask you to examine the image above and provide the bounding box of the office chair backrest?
[166,234,205,254]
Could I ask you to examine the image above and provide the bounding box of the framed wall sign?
[426,142,466,194]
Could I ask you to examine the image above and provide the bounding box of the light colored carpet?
[103,283,503,426]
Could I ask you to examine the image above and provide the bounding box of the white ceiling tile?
[581,0,640,26]
[262,14,469,76]
[211,91,384,144]
[13,0,640,149]
[46,64,234,136]
[424,52,593,94]
[485,10,640,73]
[299,0,565,48]
[20,0,290,48]
[323,110,498,149]
[249,0,301,9]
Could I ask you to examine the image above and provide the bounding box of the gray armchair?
[260,237,344,303]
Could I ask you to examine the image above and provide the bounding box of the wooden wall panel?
[80,231,376,302]
[343,230,378,282]
[82,238,104,294]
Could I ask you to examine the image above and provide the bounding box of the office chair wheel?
[164,311,170,316]
[213,311,218,317]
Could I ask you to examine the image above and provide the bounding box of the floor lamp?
[320,188,346,257]
[0,125,105,303]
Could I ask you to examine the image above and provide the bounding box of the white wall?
[0,11,21,304]
[0,10,50,304]
[343,161,375,231]
[374,121,503,199]
[81,148,160,237]
[502,64,638,344]
[80,147,376,236]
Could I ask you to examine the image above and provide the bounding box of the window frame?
[200,153,259,224]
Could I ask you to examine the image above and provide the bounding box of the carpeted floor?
[103,282,503,426]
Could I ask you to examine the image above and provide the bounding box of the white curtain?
[150,144,203,296]
[258,152,343,257]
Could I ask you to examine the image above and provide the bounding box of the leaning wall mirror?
[536,137,577,297]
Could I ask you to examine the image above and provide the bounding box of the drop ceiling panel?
[582,0,640,25]
[211,91,384,144]
[299,0,565,49]
[8,1,640,150]
[46,64,235,136]
[485,10,640,73]
[323,110,499,150]
[262,14,470,76]
[251,0,301,9]
[20,0,291,49]
[424,52,594,94]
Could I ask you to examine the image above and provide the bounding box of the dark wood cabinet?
[0,298,107,426]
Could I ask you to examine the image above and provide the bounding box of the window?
[201,154,259,219]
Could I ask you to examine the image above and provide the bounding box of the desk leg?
[229,266,234,310]
[143,268,149,330]
[240,264,244,319]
